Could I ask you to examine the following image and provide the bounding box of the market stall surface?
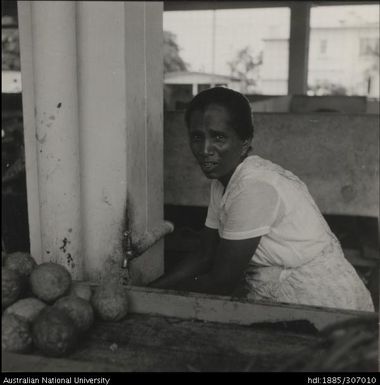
[2,313,322,372]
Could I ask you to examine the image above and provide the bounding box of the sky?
[163,4,380,76]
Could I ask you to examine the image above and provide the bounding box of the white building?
[260,15,379,97]
[164,71,242,109]
[164,71,242,94]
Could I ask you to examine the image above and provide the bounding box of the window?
[2,15,21,92]
[163,7,290,105]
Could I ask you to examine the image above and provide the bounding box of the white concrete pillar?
[18,1,164,283]
[76,1,164,284]
[18,1,83,279]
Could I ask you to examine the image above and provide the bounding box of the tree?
[228,46,263,94]
[308,81,347,96]
[163,31,188,74]
[2,26,20,71]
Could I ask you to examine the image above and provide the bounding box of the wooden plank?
[125,286,375,331]
[124,2,164,285]
[288,3,311,95]
[2,286,376,372]
[2,313,321,372]
[2,352,124,373]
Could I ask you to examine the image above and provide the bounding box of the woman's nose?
[202,139,214,155]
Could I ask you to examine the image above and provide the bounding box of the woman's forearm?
[172,273,233,296]
[148,253,211,290]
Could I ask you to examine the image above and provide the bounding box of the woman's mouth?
[201,161,218,172]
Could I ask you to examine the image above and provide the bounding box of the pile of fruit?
[2,251,129,357]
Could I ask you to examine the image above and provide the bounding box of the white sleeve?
[205,182,219,229]
[221,180,281,240]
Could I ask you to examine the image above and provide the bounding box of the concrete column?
[288,2,311,95]
[18,1,164,283]
[18,1,83,279]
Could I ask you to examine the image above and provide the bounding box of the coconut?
[5,297,47,323]
[4,251,37,278]
[2,313,33,353]
[2,268,24,310]
[91,282,129,321]
[53,296,94,333]
[30,262,72,303]
[32,307,78,357]
[69,281,92,302]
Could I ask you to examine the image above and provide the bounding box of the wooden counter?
[2,286,377,372]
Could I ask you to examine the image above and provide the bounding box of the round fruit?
[69,282,92,302]
[53,296,94,333]
[91,282,129,321]
[2,313,33,353]
[5,297,47,323]
[32,307,78,357]
[4,251,37,278]
[2,268,23,310]
[30,262,72,303]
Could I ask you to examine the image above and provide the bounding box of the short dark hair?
[185,87,254,140]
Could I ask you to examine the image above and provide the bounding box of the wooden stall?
[2,1,378,373]
[2,286,378,372]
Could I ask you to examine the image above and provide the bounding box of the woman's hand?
[172,236,261,296]
[148,227,219,290]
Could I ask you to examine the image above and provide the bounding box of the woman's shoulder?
[224,157,281,202]
[243,155,305,186]
[238,155,283,184]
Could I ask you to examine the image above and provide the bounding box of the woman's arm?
[172,236,261,296]
[148,227,219,290]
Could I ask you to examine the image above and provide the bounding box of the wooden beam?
[163,1,378,12]
[2,352,125,372]
[164,1,287,11]
[125,286,375,331]
[288,2,311,95]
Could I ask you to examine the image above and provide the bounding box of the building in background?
[308,14,379,97]
[260,25,289,95]
[260,10,379,97]
[164,71,241,110]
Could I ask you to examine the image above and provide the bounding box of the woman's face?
[188,104,249,187]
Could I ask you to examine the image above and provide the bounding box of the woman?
[149,87,374,312]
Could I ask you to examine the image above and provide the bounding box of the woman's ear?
[241,139,251,156]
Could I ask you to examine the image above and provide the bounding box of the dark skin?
[149,104,261,296]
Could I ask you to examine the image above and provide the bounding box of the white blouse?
[205,155,331,268]
[205,155,374,311]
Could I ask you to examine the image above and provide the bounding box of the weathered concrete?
[18,2,165,282]
[164,112,379,218]
[290,95,367,113]
[18,2,83,278]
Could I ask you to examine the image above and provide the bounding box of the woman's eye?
[191,135,202,142]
